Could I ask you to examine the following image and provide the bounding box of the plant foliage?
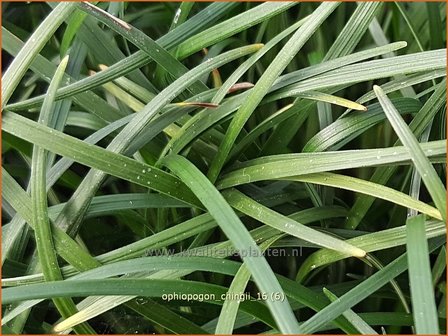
[2,2,446,334]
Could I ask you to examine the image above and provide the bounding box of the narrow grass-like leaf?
[2,111,201,208]
[432,246,446,287]
[47,2,154,91]
[98,64,156,103]
[40,235,355,334]
[166,42,409,155]
[1,2,77,107]
[169,2,194,31]
[53,238,359,334]
[162,154,301,333]
[368,17,417,98]
[174,2,297,60]
[2,4,445,333]
[60,10,87,57]
[324,2,382,60]
[210,13,309,104]
[406,215,439,333]
[314,1,382,136]
[77,2,208,95]
[4,45,259,241]
[53,44,260,237]
[294,91,367,111]
[163,92,247,157]
[207,2,340,182]
[272,41,408,91]
[323,288,378,335]
[285,172,442,220]
[394,2,425,53]
[215,236,282,334]
[53,193,189,219]
[5,2,284,112]
[347,79,446,229]
[426,2,444,50]
[304,98,422,152]
[125,299,209,334]
[217,140,445,189]
[373,85,446,221]
[2,27,124,122]
[5,177,316,330]
[228,102,303,161]
[296,219,445,282]
[349,70,445,110]
[271,49,446,100]
[3,279,271,313]
[223,188,366,257]
[96,206,346,268]
[3,206,347,327]
[299,237,445,334]
[208,312,419,333]
[2,167,101,272]
[29,55,95,334]
[3,257,242,287]
[1,169,30,264]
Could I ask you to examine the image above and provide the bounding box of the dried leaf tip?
[227,82,255,94]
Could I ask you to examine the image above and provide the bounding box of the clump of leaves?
[2,2,446,335]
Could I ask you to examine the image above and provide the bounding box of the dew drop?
[173,8,181,24]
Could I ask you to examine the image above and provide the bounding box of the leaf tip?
[227,82,255,94]
[373,85,383,96]
[359,105,368,111]
[354,248,367,258]
[53,323,68,333]
[322,287,334,299]
[60,55,70,67]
